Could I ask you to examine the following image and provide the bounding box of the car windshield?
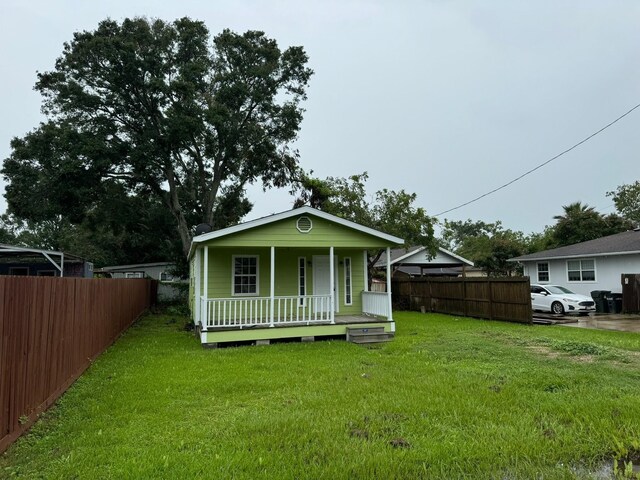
[546,286,574,295]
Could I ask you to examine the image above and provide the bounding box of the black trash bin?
[590,290,611,313]
[611,293,623,314]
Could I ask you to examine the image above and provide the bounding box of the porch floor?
[202,314,385,332]
[200,315,393,345]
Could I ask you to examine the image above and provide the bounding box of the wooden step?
[346,327,393,344]
[346,326,385,337]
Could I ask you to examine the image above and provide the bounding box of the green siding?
[202,215,397,249]
[203,321,392,343]
[200,247,366,313]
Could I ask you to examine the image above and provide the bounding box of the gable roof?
[509,229,640,262]
[189,206,404,258]
[375,246,474,267]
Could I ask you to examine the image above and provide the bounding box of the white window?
[298,257,306,305]
[232,256,259,296]
[125,272,143,279]
[567,259,595,282]
[537,262,549,282]
[344,257,352,305]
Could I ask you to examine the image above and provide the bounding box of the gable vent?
[296,216,313,233]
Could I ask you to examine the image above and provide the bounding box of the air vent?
[296,216,313,233]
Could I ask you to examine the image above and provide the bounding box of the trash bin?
[611,293,623,314]
[590,290,611,313]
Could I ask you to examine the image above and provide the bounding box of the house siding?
[523,254,640,295]
[198,247,366,315]
[201,216,393,249]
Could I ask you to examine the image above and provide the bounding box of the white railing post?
[386,246,393,321]
[329,246,335,324]
[194,248,201,326]
[363,250,368,292]
[204,246,209,327]
[270,246,275,327]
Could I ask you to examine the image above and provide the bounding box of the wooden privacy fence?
[622,274,640,314]
[0,277,156,453]
[392,277,532,324]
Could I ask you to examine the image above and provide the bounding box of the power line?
[433,102,640,217]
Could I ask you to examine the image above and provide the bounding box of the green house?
[188,206,404,346]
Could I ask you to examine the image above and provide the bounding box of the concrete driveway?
[559,314,640,333]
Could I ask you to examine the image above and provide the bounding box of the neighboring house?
[188,206,403,346]
[97,262,178,281]
[375,246,475,278]
[508,228,640,296]
[0,244,93,277]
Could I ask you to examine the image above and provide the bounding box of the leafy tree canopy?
[607,181,640,227]
[3,17,313,257]
[439,219,528,276]
[550,201,633,247]
[292,171,436,273]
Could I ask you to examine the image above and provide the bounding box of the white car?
[530,284,596,315]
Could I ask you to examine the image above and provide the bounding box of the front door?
[313,255,339,313]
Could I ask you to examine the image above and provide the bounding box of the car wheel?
[551,301,564,315]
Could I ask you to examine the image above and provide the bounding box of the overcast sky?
[1,0,639,236]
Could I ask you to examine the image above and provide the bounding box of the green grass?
[2,311,640,479]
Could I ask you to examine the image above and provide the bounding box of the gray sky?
[1,0,639,236]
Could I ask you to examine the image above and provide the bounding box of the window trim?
[344,257,353,306]
[566,258,596,283]
[231,255,260,296]
[536,262,549,283]
[125,272,143,279]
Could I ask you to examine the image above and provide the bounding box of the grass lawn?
[2,311,640,479]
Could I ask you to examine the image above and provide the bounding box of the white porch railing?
[362,291,390,318]
[201,295,332,329]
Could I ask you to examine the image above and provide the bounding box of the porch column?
[203,246,209,328]
[363,250,368,292]
[386,246,393,321]
[270,246,275,327]
[329,246,335,324]
[194,248,201,326]
[60,253,64,278]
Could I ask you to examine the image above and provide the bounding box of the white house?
[508,229,640,296]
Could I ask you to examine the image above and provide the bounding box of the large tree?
[3,17,313,256]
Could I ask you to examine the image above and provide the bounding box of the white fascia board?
[188,206,405,259]
[435,247,475,266]
[507,250,640,263]
[0,245,63,257]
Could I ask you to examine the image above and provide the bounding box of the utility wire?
[433,102,640,217]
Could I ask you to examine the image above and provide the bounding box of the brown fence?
[622,274,640,314]
[0,277,156,453]
[392,277,532,324]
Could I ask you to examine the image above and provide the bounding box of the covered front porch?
[188,207,404,345]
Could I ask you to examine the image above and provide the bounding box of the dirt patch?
[525,345,560,359]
